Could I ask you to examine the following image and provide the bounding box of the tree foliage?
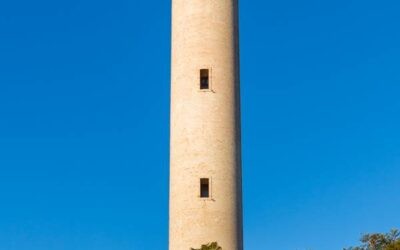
[191,242,222,250]
[344,229,400,250]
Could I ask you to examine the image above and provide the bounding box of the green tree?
[344,229,400,250]
[191,242,222,250]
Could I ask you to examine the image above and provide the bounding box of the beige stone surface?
[169,0,242,249]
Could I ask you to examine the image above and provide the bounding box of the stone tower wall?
[169,0,242,249]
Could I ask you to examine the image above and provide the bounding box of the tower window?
[200,69,210,90]
[200,178,210,198]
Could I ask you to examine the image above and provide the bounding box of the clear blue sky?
[0,0,399,249]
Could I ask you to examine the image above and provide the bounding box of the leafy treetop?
[344,229,400,250]
[191,242,222,250]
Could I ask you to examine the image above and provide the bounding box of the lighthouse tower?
[169,0,242,249]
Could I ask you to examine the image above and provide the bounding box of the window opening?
[200,178,210,198]
[200,69,210,90]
